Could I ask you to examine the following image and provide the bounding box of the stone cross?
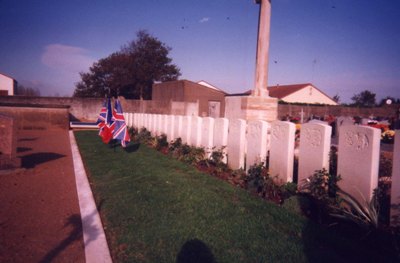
[252,0,271,98]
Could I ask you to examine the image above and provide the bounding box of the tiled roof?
[268,83,311,99]
[234,83,323,99]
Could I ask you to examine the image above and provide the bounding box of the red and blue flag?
[112,99,130,147]
[97,98,114,144]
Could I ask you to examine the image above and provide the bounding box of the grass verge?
[75,130,393,263]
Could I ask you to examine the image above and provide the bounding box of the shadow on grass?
[106,140,140,153]
[176,239,216,263]
[123,142,141,153]
[296,195,400,262]
[20,152,66,169]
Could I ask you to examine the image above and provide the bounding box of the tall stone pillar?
[253,0,271,97]
[225,0,277,122]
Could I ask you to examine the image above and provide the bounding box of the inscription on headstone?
[338,125,380,204]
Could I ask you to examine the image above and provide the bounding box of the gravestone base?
[225,95,278,122]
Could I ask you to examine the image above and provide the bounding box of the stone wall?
[0,104,69,130]
[1,96,398,123]
[278,103,398,120]
[0,114,20,168]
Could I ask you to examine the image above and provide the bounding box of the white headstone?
[213,118,229,163]
[156,114,162,135]
[127,113,133,128]
[167,115,175,141]
[361,118,369,125]
[308,119,328,125]
[391,130,400,226]
[132,113,138,128]
[138,113,143,129]
[145,114,150,131]
[246,120,269,171]
[173,115,183,141]
[336,116,354,139]
[269,121,296,183]
[227,119,246,170]
[148,114,154,135]
[201,117,215,157]
[337,125,380,204]
[298,123,332,188]
[182,116,192,145]
[161,115,168,135]
[190,116,203,147]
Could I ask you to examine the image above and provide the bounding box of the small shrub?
[137,128,153,144]
[178,145,206,165]
[299,168,341,202]
[156,134,169,151]
[245,163,285,204]
[330,189,380,230]
[299,169,341,223]
[169,137,183,155]
[379,153,392,178]
[128,126,138,139]
[209,147,228,172]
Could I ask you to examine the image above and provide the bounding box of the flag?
[97,98,114,144]
[96,99,107,131]
[112,99,130,147]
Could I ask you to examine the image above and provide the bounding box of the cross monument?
[224,0,277,121]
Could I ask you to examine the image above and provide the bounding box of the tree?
[332,94,340,103]
[15,84,41,96]
[378,96,400,106]
[73,30,180,99]
[351,90,376,107]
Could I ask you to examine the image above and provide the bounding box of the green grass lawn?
[75,130,395,263]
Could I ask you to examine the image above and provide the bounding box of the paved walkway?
[0,129,111,263]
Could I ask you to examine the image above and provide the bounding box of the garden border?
[69,130,112,263]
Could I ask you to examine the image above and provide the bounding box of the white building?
[0,73,17,96]
[238,83,338,105]
[268,83,338,105]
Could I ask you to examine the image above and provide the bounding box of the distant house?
[0,73,17,96]
[239,83,338,105]
[152,80,227,117]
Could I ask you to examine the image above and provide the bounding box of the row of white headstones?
[123,112,400,226]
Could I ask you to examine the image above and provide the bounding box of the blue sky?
[0,0,399,103]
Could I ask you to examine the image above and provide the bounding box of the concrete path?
[0,129,112,263]
[69,131,112,263]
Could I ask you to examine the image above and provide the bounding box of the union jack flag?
[112,99,130,147]
[96,98,114,144]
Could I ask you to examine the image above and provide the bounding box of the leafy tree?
[378,96,400,106]
[351,90,376,107]
[15,85,41,96]
[73,30,180,99]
